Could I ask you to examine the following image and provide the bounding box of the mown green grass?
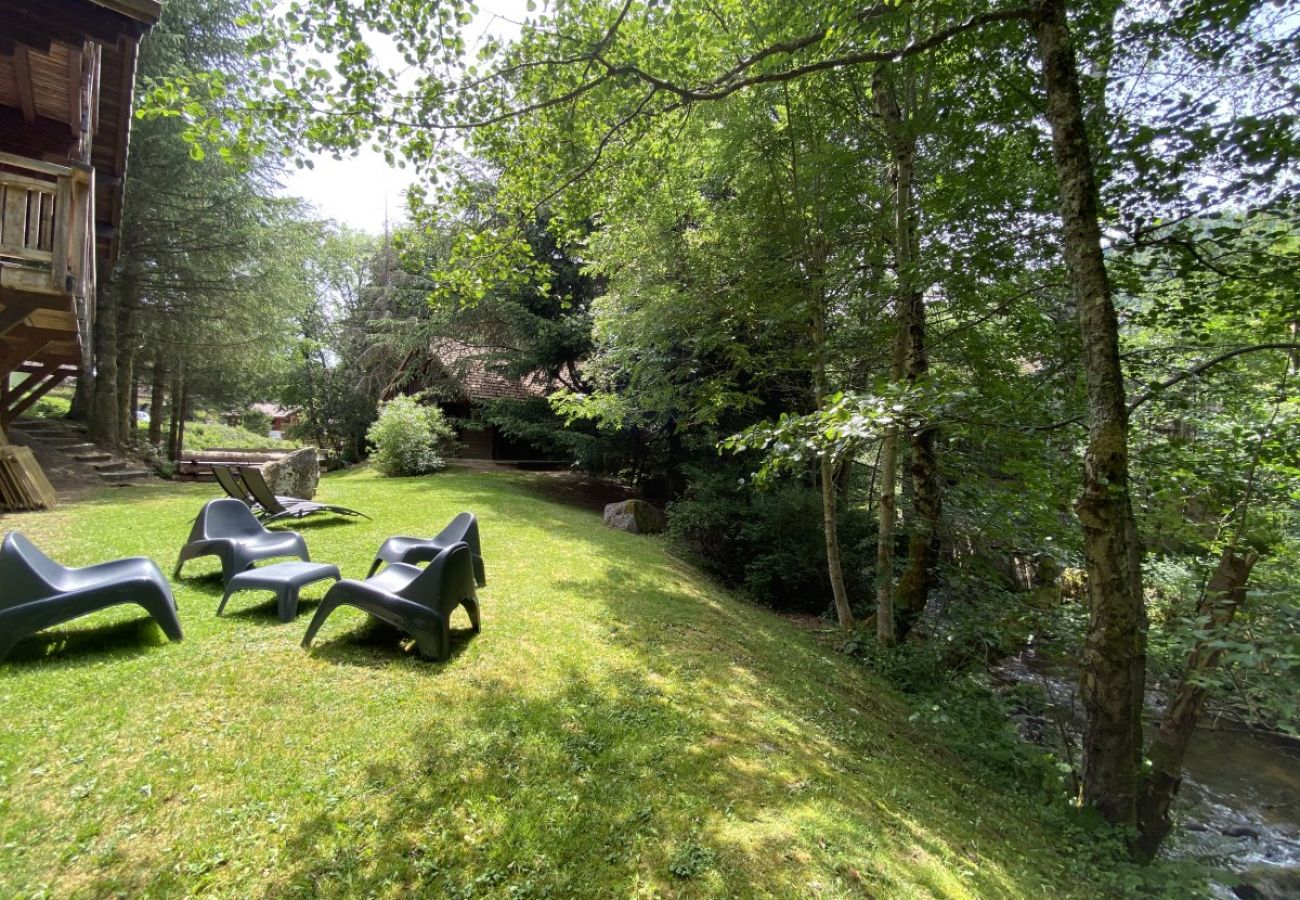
[1,470,1162,897]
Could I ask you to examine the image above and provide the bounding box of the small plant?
[667,842,717,879]
[366,395,458,477]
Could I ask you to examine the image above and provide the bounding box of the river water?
[991,653,1300,898]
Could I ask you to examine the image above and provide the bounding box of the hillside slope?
[1,470,1164,897]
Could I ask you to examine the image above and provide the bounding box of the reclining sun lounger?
[213,464,294,508]
[239,466,369,525]
[303,542,480,661]
[0,532,182,662]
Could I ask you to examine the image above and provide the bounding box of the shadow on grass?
[266,516,367,533]
[2,615,173,666]
[216,594,323,624]
[267,671,714,897]
[303,616,477,668]
[261,557,1039,899]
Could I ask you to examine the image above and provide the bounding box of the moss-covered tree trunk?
[1135,549,1257,860]
[874,59,943,640]
[1032,0,1147,828]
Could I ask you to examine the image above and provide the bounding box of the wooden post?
[52,174,71,294]
[5,365,69,427]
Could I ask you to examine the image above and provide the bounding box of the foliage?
[365,395,457,477]
[667,466,875,613]
[238,410,272,437]
[722,389,918,484]
[18,393,73,422]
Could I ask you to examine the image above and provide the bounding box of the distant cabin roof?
[431,339,551,403]
[251,403,296,419]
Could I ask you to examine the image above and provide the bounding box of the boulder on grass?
[262,448,319,500]
[603,499,666,534]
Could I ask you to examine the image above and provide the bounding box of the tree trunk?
[875,325,907,646]
[87,281,120,447]
[115,280,141,443]
[813,306,855,630]
[116,313,136,445]
[167,362,183,461]
[876,61,944,637]
[874,60,942,643]
[1134,549,1257,861]
[897,425,942,635]
[176,377,189,458]
[129,363,140,439]
[148,352,166,447]
[68,376,90,420]
[1032,0,1148,828]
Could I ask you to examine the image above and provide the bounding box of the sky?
[279,1,528,234]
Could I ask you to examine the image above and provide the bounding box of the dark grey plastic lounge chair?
[0,532,182,662]
[173,498,310,584]
[367,512,485,586]
[303,542,480,661]
[239,466,370,524]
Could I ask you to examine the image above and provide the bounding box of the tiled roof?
[431,339,551,403]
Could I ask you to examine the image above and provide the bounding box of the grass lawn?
[1,469,1162,897]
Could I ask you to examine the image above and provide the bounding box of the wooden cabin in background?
[427,339,557,463]
[0,0,161,430]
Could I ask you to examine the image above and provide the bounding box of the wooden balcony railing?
[0,150,96,307]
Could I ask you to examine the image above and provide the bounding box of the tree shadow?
[261,548,1048,898]
[266,671,723,897]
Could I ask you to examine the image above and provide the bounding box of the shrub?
[366,395,458,477]
[666,466,875,614]
[240,410,272,436]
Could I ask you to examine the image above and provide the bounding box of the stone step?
[73,451,113,463]
[91,459,127,473]
[99,469,152,484]
[58,442,98,454]
[14,420,85,433]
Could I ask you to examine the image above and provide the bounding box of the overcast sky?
[279,1,528,234]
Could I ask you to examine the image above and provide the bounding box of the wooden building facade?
[0,0,160,429]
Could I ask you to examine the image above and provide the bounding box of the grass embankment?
[166,420,301,452]
[16,392,298,453]
[1,470,1168,897]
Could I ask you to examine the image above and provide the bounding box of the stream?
[991,652,1300,899]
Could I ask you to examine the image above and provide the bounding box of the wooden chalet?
[0,0,161,429]
[424,339,556,462]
